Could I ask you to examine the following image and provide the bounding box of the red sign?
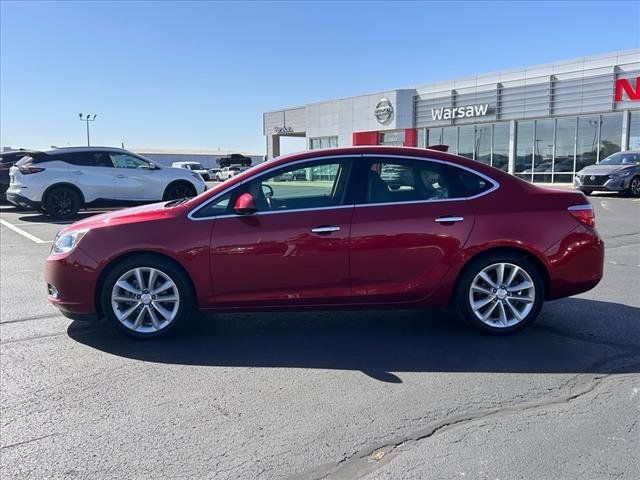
[614,77,640,102]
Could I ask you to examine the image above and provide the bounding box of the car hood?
[578,164,634,175]
[60,201,180,234]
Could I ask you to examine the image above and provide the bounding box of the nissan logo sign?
[374,98,393,124]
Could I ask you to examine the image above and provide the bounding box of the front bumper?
[574,174,632,192]
[44,247,100,318]
[6,191,42,210]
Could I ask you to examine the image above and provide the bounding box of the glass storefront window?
[379,130,405,146]
[598,113,622,160]
[492,122,509,171]
[515,121,534,180]
[418,128,427,148]
[532,119,554,183]
[630,111,640,150]
[458,126,474,159]
[309,136,338,150]
[474,124,492,165]
[576,116,599,171]
[427,128,442,146]
[553,117,576,183]
[442,127,457,154]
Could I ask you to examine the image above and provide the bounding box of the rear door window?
[59,151,114,167]
[362,158,459,204]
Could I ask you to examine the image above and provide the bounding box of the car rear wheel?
[101,255,193,338]
[628,176,640,197]
[163,182,196,201]
[456,254,544,335]
[44,186,81,219]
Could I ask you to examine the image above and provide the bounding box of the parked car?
[7,147,206,219]
[44,146,603,338]
[574,151,640,196]
[209,167,221,180]
[218,153,252,167]
[171,161,211,181]
[215,166,244,181]
[0,150,33,201]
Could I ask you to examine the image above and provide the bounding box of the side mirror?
[233,193,257,215]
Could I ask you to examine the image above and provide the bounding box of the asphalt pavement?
[0,191,639,479]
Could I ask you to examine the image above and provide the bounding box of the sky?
[1,1,639,154]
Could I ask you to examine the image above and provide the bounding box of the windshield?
[598,152,640,165]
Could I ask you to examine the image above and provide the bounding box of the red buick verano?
[44,146,604,338]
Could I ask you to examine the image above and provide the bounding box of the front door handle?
[116,174,125,178]
[72,170,82,175]
[435,216,464,223]
[311,226,341,234]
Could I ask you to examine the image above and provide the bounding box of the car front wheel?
[456,254,544,335]
[101,255,193,338]
[163,182,196,201]
[628,176,640,197]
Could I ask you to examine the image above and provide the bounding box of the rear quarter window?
[449,167,495,197]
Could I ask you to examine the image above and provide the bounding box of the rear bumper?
[6,191,41,210]
[44,247,100,317]
[544,225,604,300]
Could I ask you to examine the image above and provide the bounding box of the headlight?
[52,230,88,254]
[611,169,634,178]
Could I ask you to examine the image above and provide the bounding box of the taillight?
[18,166,46,175]
[568,204,595,228]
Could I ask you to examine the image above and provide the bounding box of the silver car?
[574,151,640,196]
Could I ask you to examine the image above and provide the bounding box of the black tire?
[627,176,640,197]
[163,182,196,201]
[44,186,81,219]
[455,252,545,335]
[581,189,593,196]
[100,254,194,339]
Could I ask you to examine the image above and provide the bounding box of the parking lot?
[1,193,639,479]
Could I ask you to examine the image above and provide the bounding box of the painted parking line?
[0,219,50,244]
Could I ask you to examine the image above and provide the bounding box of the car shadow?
[67,298,640,383]
[17,209,114,224]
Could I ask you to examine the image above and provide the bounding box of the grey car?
[574,151,640,196]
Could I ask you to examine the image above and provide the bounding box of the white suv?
[6,147,206,219]
[171,161,211,181]
[215,166,245,181]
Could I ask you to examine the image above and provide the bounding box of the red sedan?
[44,146,604,338]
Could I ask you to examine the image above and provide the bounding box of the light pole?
[78,113,97,146]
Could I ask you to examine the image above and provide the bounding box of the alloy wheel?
[631,177,640,197]
[51,190,74,217]
[111,267,180,334]
[468,262,536,328]
[167,185,190,200]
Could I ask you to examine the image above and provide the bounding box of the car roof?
[42,146,135,155]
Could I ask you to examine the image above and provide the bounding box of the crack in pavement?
[1,433,59,450]
[291,354,640,480]
[0,312,62,325]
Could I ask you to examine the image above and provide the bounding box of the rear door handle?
[116,174,125,178]
[435,216,464,223]
[72,170,83,175]
[311,226,341,234]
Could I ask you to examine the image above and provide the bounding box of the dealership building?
[264,49,640,183]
